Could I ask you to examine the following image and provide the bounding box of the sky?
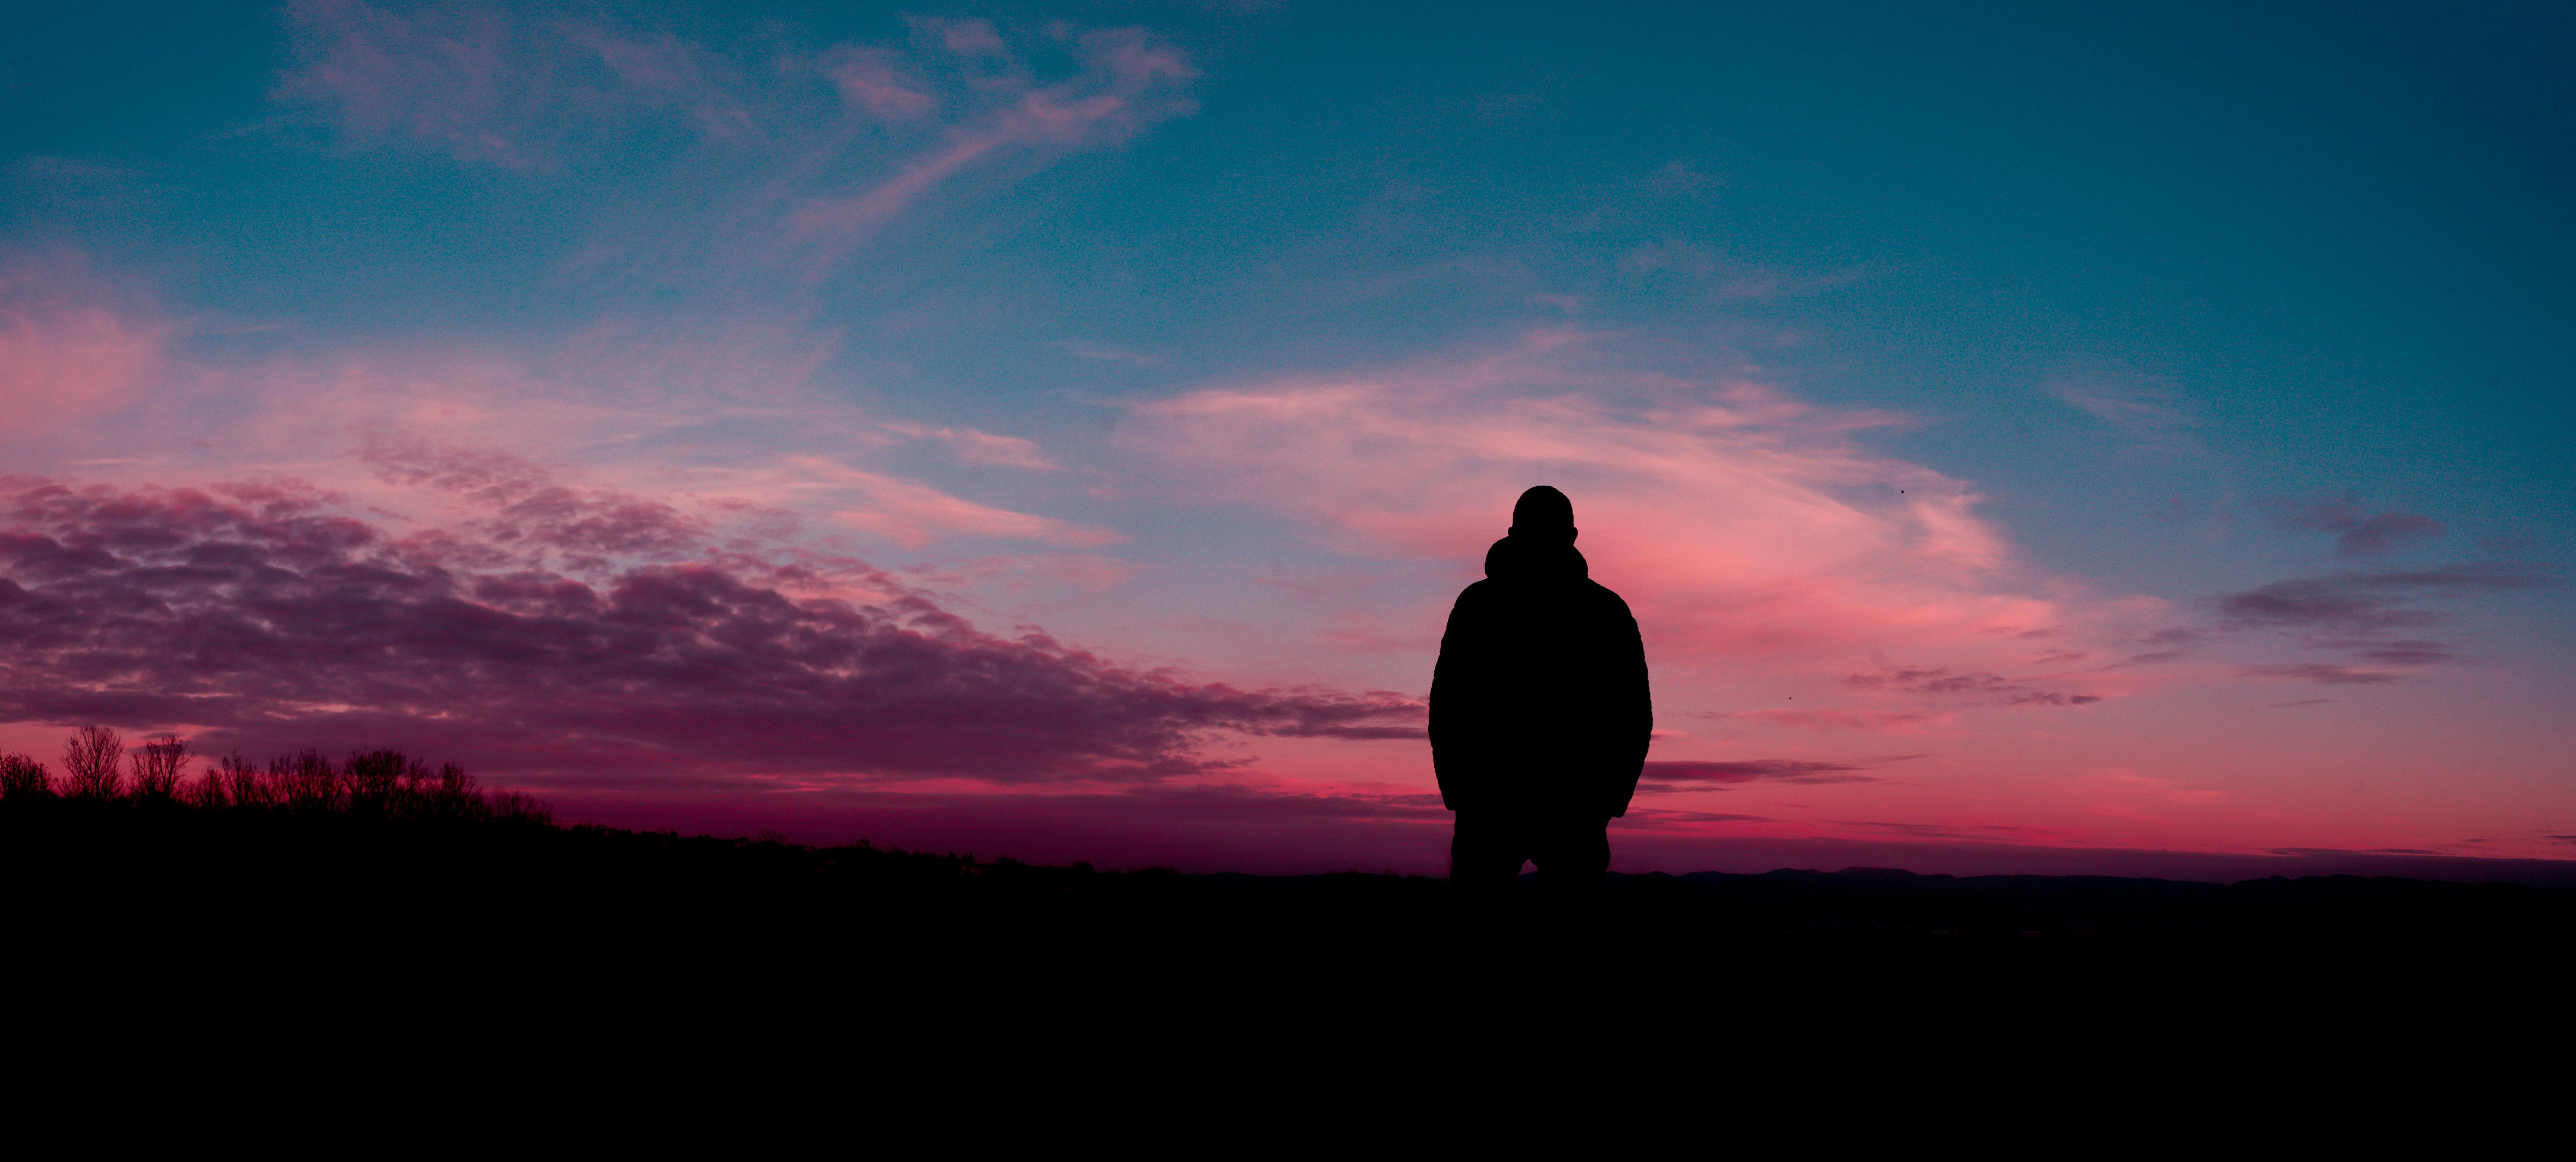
[3,0,2571,875]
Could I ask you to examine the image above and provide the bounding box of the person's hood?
[1483,534,1588,583]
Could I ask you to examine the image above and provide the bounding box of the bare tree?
[0,754,50,798]
[490,790,553,825]
[277,750,338,810]
[130,734,190,801]
[430,762,481,818]
[62,726,125,799]
[183,749,230,809]
[218,753,270,808]
[343,749,415,814]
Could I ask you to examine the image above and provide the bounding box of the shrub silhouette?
[0,754,49,798]
[62,725,124,799]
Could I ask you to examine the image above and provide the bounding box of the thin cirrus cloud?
[1842,665,2101,706]
[791,456,1117,549]
[2219,565,2550,634]
[1060,340,1168,368]
[1634,757,1915,794]
[276,0,569,169]
[2056,381,2201,443]
[881,423,1061,471]
[2215,563,2553,683]
[1727,708,1948,733]
[0,475,1421,791]
[2265,491,2446,558]
[787,21,1198,262]
[825,45,939,121]
[274,4,1198,277]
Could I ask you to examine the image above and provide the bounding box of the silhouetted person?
[1430,486,1651,898]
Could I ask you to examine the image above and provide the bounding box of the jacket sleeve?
[1427,586,1486,812]
[1604,598,1652,818]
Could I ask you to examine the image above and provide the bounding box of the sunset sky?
[4,0,2569,874]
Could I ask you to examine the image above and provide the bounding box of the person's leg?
[1530,815,1610,894]
[1448,810,1530,898]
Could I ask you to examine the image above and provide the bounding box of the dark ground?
[17,794,2552,1133]
[12,792,2574,1098]
[14,796,2571,990]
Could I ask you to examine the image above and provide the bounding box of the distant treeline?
[0,725,550,824]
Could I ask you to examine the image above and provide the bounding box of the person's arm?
[1604,598,1652,819]
[1427,586,1487,812]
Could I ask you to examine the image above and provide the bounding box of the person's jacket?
[1427,534,1652,819]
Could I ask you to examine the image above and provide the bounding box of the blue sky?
[2,1,2569,866]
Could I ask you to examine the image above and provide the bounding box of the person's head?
[1509,485,1576,545]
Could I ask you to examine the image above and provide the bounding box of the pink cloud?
[1118,337,2126,687]
[793,457,1119,549]
[360,433,711,567]
[0,476,1417,793]
[0,304,164,433]
[0,259,167,434]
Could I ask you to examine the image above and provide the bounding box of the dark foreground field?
[14,791,2563,1131]
[14,789,2576,1047]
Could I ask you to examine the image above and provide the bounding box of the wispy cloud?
[2217,562,2551,683]
[822,45,938,122]
[792,457,1117,549]
[276,0,557,168]
[882,423,1060,470]
[1060,340,1168,368]
[1729,708,1949,733]
[1843,665,2101,707]
[1617,239,1873,299]
[2238,663,2401,686]
[2264,491,2444,557]
[274,3,1199,279]
[791,23,1198,265]
[2057,380,2198,441]
[1636,755,1922,793]
[2220,564,2549,634]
